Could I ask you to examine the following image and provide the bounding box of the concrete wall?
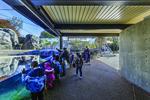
[120,17,150,93]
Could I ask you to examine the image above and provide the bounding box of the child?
[75,53,83,79]
[53,55,63,80]
[44,62,55,88]
[22,61,45,100]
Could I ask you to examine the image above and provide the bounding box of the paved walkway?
[97,53,119,70]
[45,60,136,100]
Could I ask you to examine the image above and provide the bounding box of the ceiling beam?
[55,24,131,30]
[62,33,119,36]
[3,0,60,36]
[30,0,150,6]
[21,0,61,36]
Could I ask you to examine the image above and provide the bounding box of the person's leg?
[47,79,52,88]
[55,68,60,80]
[37,90,44,100]
[54,72,58,79]
[79,67,82,77]
[88,54,90,63]
[31,93,38,100]
[62,64,66,76]
[76,67,79,75]
[85,54,88,63]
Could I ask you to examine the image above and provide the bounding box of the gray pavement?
[45,60,142,100]
[97,54,119,70]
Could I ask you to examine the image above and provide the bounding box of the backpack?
[55,61,63,73]
[25,76,45,93]
[75,57,83,67]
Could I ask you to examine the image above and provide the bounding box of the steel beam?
[55,24,131,30]
[30,0,150,6]
[3,0,60,36]
[61,33,119,36]
[21,0,60,36]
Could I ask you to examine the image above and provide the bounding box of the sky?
[0,1,96,42]
[0,0,44,37]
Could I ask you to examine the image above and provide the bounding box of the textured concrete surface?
[120,16,150,93]
[45,60,135,100]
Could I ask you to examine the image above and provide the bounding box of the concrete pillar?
[120,16,150,93]
[95,36,104,48]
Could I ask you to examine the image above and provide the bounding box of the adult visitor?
[69,52,74,68]
[57,47,70,68]
[84,46,90,63]
[61,48,70,64]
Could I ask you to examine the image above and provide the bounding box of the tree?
[9,16,23,32]
[45,40,51,46]
[109,37,119,52]
[40,31,55,38]
[51,41,58,48]
[40,39,51,48]
[0,19,20,36]
[69,39,97,50]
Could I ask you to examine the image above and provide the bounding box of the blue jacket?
[22,67,45,93]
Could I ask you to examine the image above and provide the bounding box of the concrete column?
[95,36,104,48]
[120,16,150,93]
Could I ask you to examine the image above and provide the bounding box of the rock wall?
[21,34,39,49]
[0,28,19,50]
[0,57,19,78]
[120,17,150,92]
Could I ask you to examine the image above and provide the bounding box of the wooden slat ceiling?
[43,6,150,24]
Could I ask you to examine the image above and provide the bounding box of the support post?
[60,35,63,49]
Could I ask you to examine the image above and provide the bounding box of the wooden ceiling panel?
[43,6,150,24]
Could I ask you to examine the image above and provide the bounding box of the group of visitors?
[70,46,90,78]
[21,46,90,100]
[21,55,65,100]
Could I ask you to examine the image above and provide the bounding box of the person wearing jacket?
[84,46,90,63]
[22,61,45,100]
[75,53,83,79]
[44,62,55,88]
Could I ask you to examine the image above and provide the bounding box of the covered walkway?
[1,59,150,100]
[44,60,149,100]
[2,0,150,99]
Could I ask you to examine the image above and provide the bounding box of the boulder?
[0,57,19,78]
[22,34,39,49]
[0,28,19,50]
